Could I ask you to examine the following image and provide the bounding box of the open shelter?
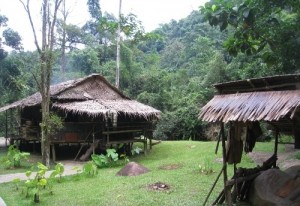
[199,74,300,205]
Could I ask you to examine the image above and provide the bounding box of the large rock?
[249,168,300,206]
[116,162,150,176]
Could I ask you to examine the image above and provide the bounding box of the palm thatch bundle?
[53,99,160,119]
[0,74,161,119]
[199,90,300,123]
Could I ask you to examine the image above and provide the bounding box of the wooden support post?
[144,138,147,155]
[203,166,224,206]
[221,123,232,205]
[51,144,56,162]
[5,110,8,146]
[274,129,279,167]
[143,129,147,155]
[33,141,36,153]
[92,133,95,155]
[294,119,300,149]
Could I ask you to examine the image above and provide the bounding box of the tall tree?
[19,0,63,167]
[59,0,68,74]
[116,0,122,88]
[0,14,22,59]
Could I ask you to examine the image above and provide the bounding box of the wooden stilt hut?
[199,74,300,205]
[0,74,161,160]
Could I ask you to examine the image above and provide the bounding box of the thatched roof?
[200,74,300,124]
[199,90,300,123]
[0,74,160,119]
[53,100,160,119]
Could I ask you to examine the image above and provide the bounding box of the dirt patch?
[159,164,182,170]
[248,144,300,170]
[147,182,170,191]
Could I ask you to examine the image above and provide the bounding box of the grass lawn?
[0,141,273,206]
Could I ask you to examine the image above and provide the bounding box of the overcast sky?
[0,0,207,51]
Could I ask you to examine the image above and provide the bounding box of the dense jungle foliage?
[0,0,299,140]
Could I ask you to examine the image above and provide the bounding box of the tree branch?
[18,0,42,53]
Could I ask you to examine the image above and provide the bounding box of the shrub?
[279,135,294,143]
[1,145,30,168]
[19,162,65,203]
[91,148,132,168]
[83,161,98,176]
[295,151,300,160]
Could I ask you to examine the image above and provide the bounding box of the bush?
[154,107,204,141]
[295,151,300,160]
[279,135,294,143]
[1,145,30,168]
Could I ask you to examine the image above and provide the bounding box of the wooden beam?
[51,144,56,162]
[102,129,142,134]
[274,129,279,167]
[217,82,299,94]
[203,166,224,206]
[221,123,232,205]
[5,110,8,146]
[294,119,300,149]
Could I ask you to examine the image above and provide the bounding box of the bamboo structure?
[199,74,300,205]
[0,74,161,160]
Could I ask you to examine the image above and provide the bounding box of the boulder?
[249,168,300,206]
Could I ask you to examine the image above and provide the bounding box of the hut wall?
[51,111,104,143]
[20,106,41,140]
[21,106,42,125]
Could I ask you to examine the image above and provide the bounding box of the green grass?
[0,141,262,205]
[252,141,285,153]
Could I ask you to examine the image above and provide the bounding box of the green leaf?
[212,4,217,11]
[37,162,48,171]
[25,170,32,177]
[38,178,47,186]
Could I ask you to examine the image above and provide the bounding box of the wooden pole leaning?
[221,122,232,205]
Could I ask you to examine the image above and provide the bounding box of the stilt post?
[221,122,232,205]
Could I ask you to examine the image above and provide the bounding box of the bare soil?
[248,144,300,170]
[147,182,170,191]
[159,164,182,170]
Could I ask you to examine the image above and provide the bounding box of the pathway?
[0,137,85,184]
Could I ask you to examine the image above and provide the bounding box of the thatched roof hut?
[199,74,300,134]
[0,73,161,119]
[1,74,161,161]
[199,74,300,205]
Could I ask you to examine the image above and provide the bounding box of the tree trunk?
[60,0,67,74]
[115,0,122,89]
[41,100,51,167]
[40,52,52,167]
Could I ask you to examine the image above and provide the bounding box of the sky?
[0,0,207,51]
